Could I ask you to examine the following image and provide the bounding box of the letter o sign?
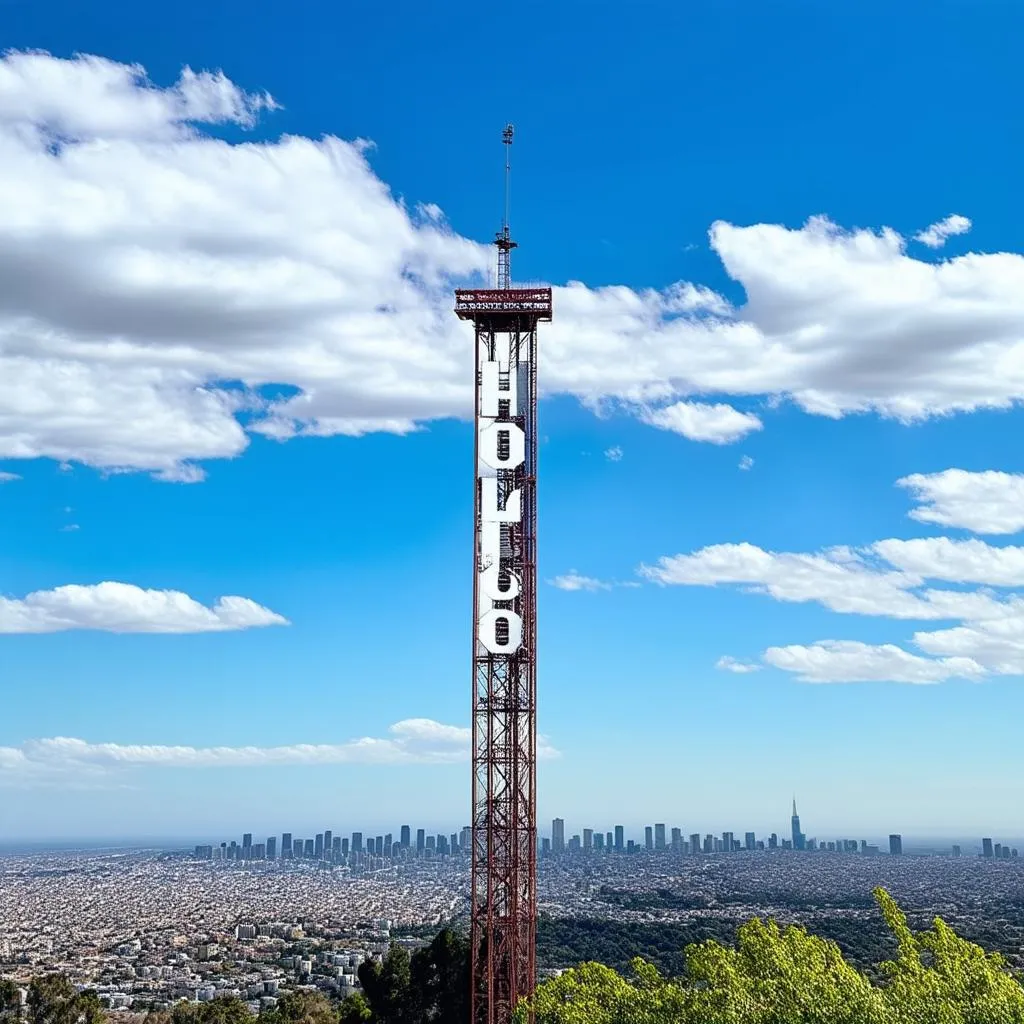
[478,609,523,654]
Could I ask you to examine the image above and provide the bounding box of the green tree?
[873,886,1024,1024]
[337,994,371,1024]
[27,977,89,1024]
[408,929,470,1024]
[262,991,337,1024]
[519,888,1024,1024]
[358,946,411,1024]
[162,997,254,1024]
[0,980,21,1024]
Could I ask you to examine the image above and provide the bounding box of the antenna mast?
[495,124,517,290]
[455,123,552,1024]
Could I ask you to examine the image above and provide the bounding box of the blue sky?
[3,0,1024,842]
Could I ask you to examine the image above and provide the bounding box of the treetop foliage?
[517,887,1024,1023]
[8,892,1024,1024]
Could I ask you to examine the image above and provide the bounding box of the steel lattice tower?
[455,125,552,1024]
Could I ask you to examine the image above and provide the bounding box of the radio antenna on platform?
[495,124,517,290]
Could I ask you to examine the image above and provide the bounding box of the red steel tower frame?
[455,125,552,1024]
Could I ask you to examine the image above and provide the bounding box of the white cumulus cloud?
[898,469,1024,535]
[0,719,561,787]
[548,572,612,592]
[639,401,762,444]
[0,54,1023,482]
[642,526,1024,682]
[763,641,983,685]
[914,214,972,249]
[0,581,287,633]
[0,470,19,482]
[715,655,761,674]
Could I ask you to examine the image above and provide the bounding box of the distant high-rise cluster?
[982,838,1018,859]
[537,802,1014,859]
[192,823,473,865]
[189,809,1019,865]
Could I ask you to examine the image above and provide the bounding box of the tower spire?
[495,123,518,290]
[792,797,798,817]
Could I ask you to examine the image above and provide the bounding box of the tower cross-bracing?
[455,123,552,1024]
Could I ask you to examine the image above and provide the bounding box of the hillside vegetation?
[519,887,1024,1023]
[6,889,1024,1023]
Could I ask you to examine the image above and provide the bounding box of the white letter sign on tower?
[476,338,524,656]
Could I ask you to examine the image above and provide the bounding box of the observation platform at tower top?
[454,287,553,322]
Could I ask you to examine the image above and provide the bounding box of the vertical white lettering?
[481,360,519,418]
[481,478,521,524]
[478,609,523,655]
[479,421,525,471]
[480,563,521,602]
[476,341,526,655]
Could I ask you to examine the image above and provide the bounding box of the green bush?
[518,887,1024,1024]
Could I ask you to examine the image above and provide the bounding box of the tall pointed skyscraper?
[791,797,805,851]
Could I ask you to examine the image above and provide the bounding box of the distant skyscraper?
[242,833,252,858]
[671,827,682,852]
[352,832,363,854]
[745,832,755,851]
[416,828,426,854]
[606,831,613,850]
[594,833,605,850]
[791,799,805,851]
[689,832,700,855]
[541,838,550,855]
[281,833,292,859]
[583,829,593,851]
[889,834,902,856]
[401,825,411,848]
[303,839,314,858]
[614,825,624,852]
[314,834,324,859]
[722,831,733,853]
[995,843,1002,858]
[983,838,993,857]
[644,826,653,851]
[341,838,349,857]
[332,836,341,856]
[703,834,713,854]
[376,836,384,856]
[552,818,565,853]
[952,845,961,857]
[266,837,277,860]
[323,830,332,856]
[768,833,778,849]
[654,823,666,850]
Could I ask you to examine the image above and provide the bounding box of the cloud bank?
[0,581,287,633]
[0,719,561,786]
[914,214,971,249]
[1,52,1024,479]
[642,525,1024,684]
[899,469,1024,535]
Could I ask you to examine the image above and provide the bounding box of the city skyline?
[89,798,1024,859]
[7,0,1024,839]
